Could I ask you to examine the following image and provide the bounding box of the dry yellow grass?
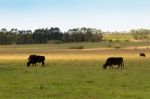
[0,48,149,61]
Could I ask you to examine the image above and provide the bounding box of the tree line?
[130,29,150,40]
[0,27,103,45]
[0,28,150,45]
[104,29,150,41]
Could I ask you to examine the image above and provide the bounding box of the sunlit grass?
[0,53,143,61]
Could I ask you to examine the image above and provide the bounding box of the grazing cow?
[27,55,45,67]
[103,57,124,69]
[140,53,146,58]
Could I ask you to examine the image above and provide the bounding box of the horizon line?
[1,27,150,32]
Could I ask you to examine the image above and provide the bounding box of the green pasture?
[0,41,150,49]
[0,43,150,99]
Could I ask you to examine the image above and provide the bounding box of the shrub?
[108,39,112,42]
[107,44,112,48]
[116,40,120,42]
[115,46,121,49]
[125,39,130,42]
[47,40,62,44]
[69,46,84,49]
[115,44,121,49]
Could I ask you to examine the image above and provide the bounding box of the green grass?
[0,44,150,98]
[0,41,150,49]
[0,59,150,98]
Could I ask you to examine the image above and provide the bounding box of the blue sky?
[0,0,150,31]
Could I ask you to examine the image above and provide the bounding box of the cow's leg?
[42,61,45,66]
[122,62,124,68]
[121,63,124,69]
[33,62,36,67]
[118,65,120,69]
[120,64,122,69]
[27,62,30,67]
[109,64,113,69]
[108,65,112,69]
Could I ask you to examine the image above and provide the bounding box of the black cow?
[27,55,45,67]
[103,57,124,69]
[140,53,146,58]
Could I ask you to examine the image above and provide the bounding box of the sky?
[0,0,150,32]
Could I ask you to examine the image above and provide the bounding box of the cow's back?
[140,53,146,57]
[35,56,45,62]
[28,55,45,62]
[106,57,123,65]
[28,55,36,61]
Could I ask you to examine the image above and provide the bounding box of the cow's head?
[27,61,30,67]
[103,64,107,69]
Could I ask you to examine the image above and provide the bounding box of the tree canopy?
[0,27,103,45]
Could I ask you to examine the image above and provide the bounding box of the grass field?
[0,41,150,49]
[0,43,150,99]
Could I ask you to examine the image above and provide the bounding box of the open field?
[0,43,150,99]
[0,41,150,49]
